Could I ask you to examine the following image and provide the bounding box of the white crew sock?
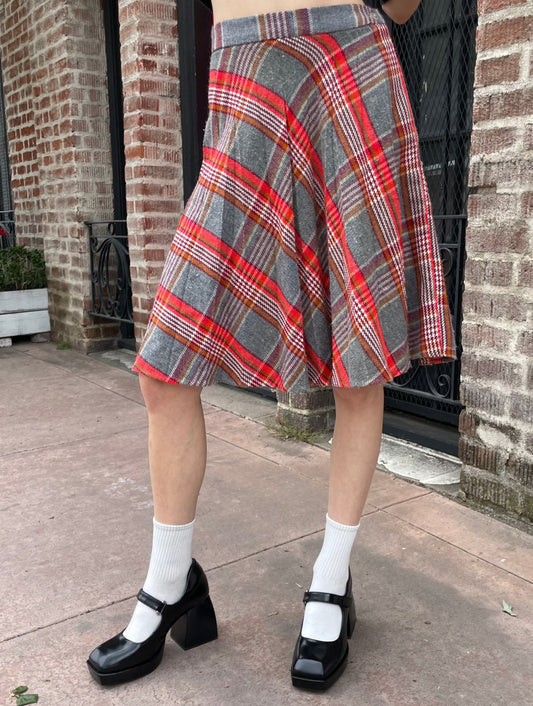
[122,517,195,643]
[301,514,359,642]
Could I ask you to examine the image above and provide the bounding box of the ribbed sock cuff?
[143,517,195,601]
[310,514,360,593]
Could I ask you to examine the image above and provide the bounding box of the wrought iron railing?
[0,209,15,248]
[86,220,133,323]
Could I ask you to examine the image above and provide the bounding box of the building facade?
[0,0,531,521]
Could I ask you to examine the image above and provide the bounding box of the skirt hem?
[131,349,456,392]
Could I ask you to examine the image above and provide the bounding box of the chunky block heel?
[171,595,218,650]
[87,559,217,686]
[347,598,356,639]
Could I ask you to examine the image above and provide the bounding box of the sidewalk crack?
[381,508,533,586]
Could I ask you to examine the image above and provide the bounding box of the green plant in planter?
[0,246,47,292]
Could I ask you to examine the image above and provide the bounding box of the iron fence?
[0,209,15,248]
[86,220,133,323]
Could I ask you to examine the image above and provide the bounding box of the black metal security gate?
[382,0,478,448]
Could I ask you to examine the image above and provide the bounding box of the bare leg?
[329,384,384,524]
[300,384,384,642]
[88,376,217,680]
[140,375,206,524]
[121,376,207,642]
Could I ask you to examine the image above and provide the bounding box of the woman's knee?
[333,383,384,410]
[139,374,202,414]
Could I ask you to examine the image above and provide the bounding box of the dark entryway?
[177,0,213,203]
[87,0,134,346]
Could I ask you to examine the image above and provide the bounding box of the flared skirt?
[133,3,456,390]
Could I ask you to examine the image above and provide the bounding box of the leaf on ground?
[16,695,38,705]
[11,687,28,697]
[502,600,516,617]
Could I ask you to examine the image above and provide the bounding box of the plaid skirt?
[133,3,456,390]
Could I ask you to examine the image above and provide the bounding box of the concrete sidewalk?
[1,342,532,706]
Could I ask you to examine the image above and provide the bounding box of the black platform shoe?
[291,572,356,691]
[87,559,218,686]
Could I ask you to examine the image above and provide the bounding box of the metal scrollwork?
[439,246,455,278]
[0,210,16,249]
[391,362,420,388]
[424,367,452,399]
[86,220,133,323]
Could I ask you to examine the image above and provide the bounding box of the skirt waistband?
[211,3,384,51]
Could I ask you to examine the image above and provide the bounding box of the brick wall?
[0,0,116,349]
[0,2,41,248]
[460,0,533,520]
[118,0,182,342]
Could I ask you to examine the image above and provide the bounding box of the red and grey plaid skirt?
[133,3,456,390]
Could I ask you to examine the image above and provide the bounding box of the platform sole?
[291,647,349,692]
[87,643,165,686]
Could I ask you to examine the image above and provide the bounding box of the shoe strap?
[137,589,167,615]
[303,590,353,608]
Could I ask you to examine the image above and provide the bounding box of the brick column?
[0,0,116,349]
[277,389,336,433]
[0,2,43,249]
[460,0,533,520]
[118,0,182,343]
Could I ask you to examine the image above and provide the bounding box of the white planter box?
[0,288,51,338]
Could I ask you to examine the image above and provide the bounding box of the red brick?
[518,261,533,285]
[467,191,519,220]
[460,469,528,517]
[466,223,528,254]
[464,259,514,287]
[469,160,532,190]
[473,88,533,122]
[460,383,507,416]
[518,331,533,356]
[505,454,533,488]
[475,53,521,87]
[477,16,533,51]
[510,395,533,424]
[459,438,505,474]
[470,127,518,156]
[461,322,515,354]
[120,0,182,343]
[458,410,480,437]
[521,192,533,219]
[463,290,529,322]
[525,124,533,151]
[0,0,116,347]
[461,354,522,386]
